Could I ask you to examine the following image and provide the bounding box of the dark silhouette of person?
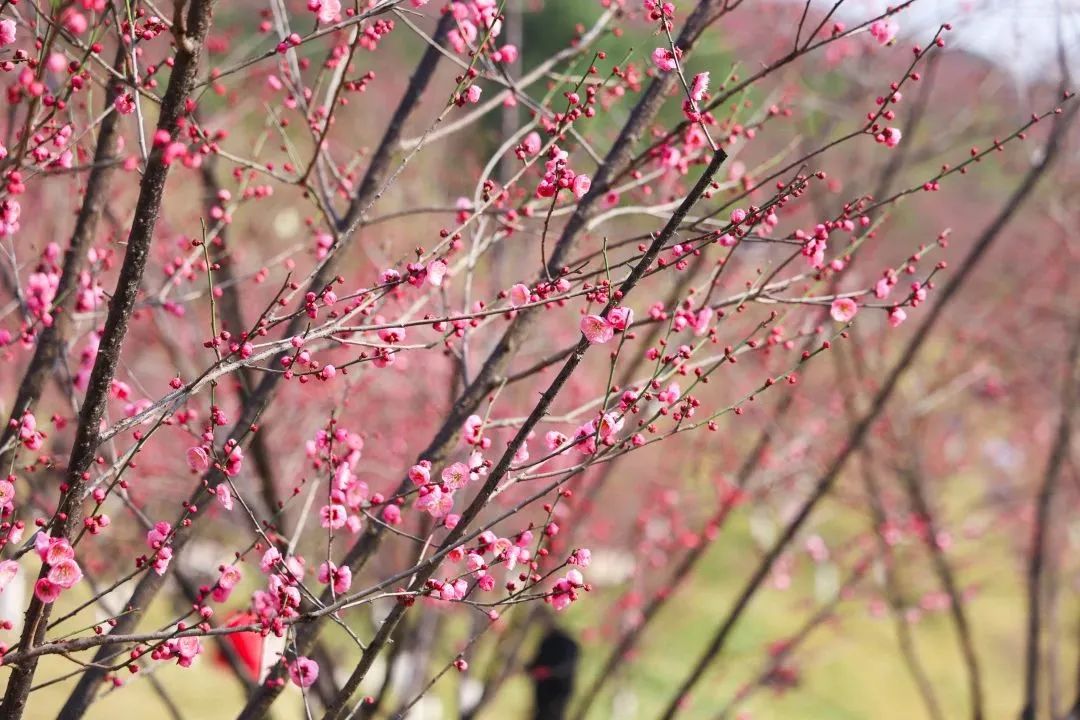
[527,626,580,720]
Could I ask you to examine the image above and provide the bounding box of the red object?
[213,612,263,679]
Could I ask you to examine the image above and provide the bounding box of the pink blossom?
[187,446,209,472]
[382,504,402,525]
[147,521,171,548]
[0,560,19,592]
[522,131,542,156]
[168,636,202,668]
[47,558,83,588]
[508,283,531,307]
[580,314,614,344]
[34,578,62,603]
[545,431,568,450]
[607,306,633,331]
[216,484,234,511]
[416,486,454,517]
[151,546,173,576]
[497,44,518,64]
[651,47,679,72]
[318,562,352,594]
[408,463,431,485]
[314,0,340,23]
[0,19,15,46]
[869,19,898,45]
[658,382,681,405]
[690,71,709,102]
[572,174,591,200]
[465,85,482,104]
[888,307,908,327]
[427,259,448,287]
[260,547,282,573]
[289,656,320,687]
[692,307,713,336]
[568,548,591,567]
[37,535,75,565]
[441,462,470,490]
[115,93,136,115]
[320,503,348,529]
[830,297,859,323]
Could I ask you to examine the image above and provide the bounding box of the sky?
[776,0,1080,84]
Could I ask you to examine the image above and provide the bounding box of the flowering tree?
[0,0,1076,718]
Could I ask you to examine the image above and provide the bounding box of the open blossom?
[427,259,447,287]
[289,656,320,687]
[186,446,210,472]
[37,533,75,565]
[166,636,202,668]
[580,314,614,344]
[320,503,348,529]
[869,19,898,45]
[441,462,471,490]
[34,578,62,603]
[690,71,709,102]
[0,19,15,46]
[830,297,859,323]
[508,283,531,307]
[47,558,83,588]
[0,560,18,592]
[572,173,591,199]
[607,306,633,331]
[651,46,680,72]
[310,0,340,23]
[216,483,234,511]
[568,548,591,567]
[888,307,908,327]
[212,565,243,602]
[416,485,454,517]
[318,562,352,594]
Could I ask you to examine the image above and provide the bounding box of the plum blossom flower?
[427,259,447,287]
[888,307,908,327]
[869,19,898,45]
[830,297,859,323]
[0,559,18,592]
[416,485,454,517]
[572,174,591,199]
[690,71,709,102]
[580,314,614,344]
[568,548,591,567]
[212,565,242,602]
[607,306,633,331]
[187,446,210,472]
[318,562,352,594]
[47,558,83,588]
[320,503,348,529]
[0,19,15,46]
[166,636,202,668]
[289,656,320,687]
[651,47,680,72]
[522,131,541,156]
[508,283,531,307]
[441,462,470,490]
[216,483,234,511]
[34,578,62,603]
